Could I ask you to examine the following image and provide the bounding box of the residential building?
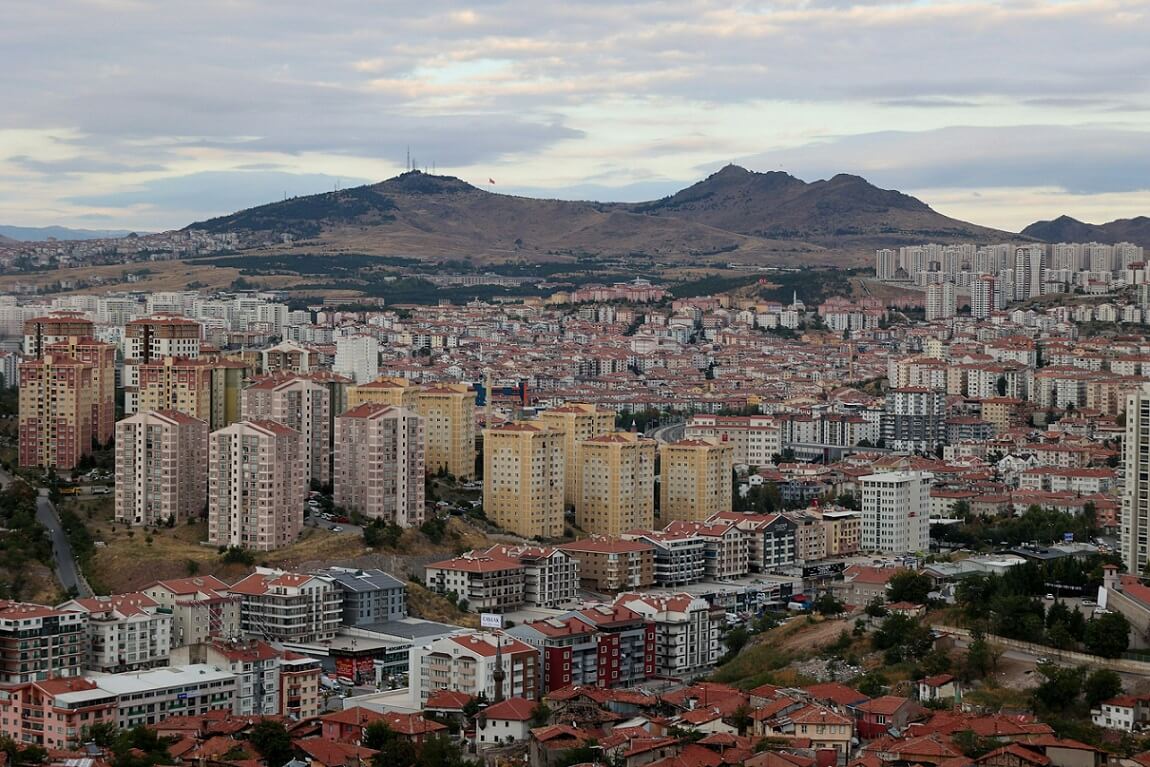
[663,520,749,579]
[483,545,580,609]
[334,334,380,384]
[1122,383,1150,573]
[1093,695,1150,732]
[925,282,957,321]
[507,616,603,693]
[0,602,87,683]
[538,403,616,508]
[92,663,238,729]
[710,511,797,572]
[207,420,306,552]
[334,403,425,527]
[58,593,172,673]
[123,315,203,391]
[791,512,828,564]
[568,603,654,687]
[18,353,93,470]
[317,567,407,626]
[410,632,541,704]
[114,410,209,527]
[860,472,932,554]
[131,356,249,429]
[659,439,733,523]
[229,568,343,643]
[557,537,656,592]
[22,314,95,357]
[175,639,320,718]
[242,374,332,485]
[814,508,862,557]
[617,593,720,676]
[260,340,321,375]
[141,576,241,648]
[280,652,324,720]
[576,432,657,536]
[622,530,706,586]
[0,677,116,749]
[415,384,477,479]
[348,376,418,409]
[881,388,946,454]
[477,697,536,747]
[425,552,526,613]
[685,414,782,468]
[45,337,116,445]
[483,421,565,539]
[971,275,997,320]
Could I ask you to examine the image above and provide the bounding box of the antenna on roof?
[406,146,411,172]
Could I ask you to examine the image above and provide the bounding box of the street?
[0,466,91,598]
[647,421,685,444]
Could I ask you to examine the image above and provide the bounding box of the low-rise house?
[1092,695,1150,731]
[917,674,960,706]
[856,695,918,739]
[478,697,536,747]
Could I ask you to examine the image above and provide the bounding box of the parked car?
[332,526,344,533]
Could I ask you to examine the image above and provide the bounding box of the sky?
[1,0,1148,233]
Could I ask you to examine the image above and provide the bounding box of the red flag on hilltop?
[488,178,496,184]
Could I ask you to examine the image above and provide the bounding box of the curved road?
[0,467,90,597]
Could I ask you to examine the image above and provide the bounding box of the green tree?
[247,720,293,767]
[1032,663,1085,713]
[872,614,933,662]
[416,735,475,767]
[856,671,888,697]
[886,571,933,604]
[813,592,845,616]
[1083,668,1123,708]
[864,597,888,618]
[530,703,552,728]
[1084,612,1131,658]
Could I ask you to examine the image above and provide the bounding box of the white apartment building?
[208,420,306,552]
[860,471,932,554]
[141,576,241,648]
[483,546,580,609]
[1122,384,1150,574]
[168,639,320,718]
[925,282,956,321]
[334,334,380,384]
[59,594,172,673]
[229,568,342,643]
[684,415,781,468]
[92,664,237,729]
[970,275,997,320]
[409,632,541,705]
[334,403,425,527]
[616,593,719,676]
[114,410,209,527]
[241,375,332,485]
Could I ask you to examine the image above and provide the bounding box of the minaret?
[492,633,506,702]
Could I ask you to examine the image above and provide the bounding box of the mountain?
[1022,214,1150,249]
[0,225,140,241]
[188,166,1010,265]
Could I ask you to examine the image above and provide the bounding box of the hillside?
[619,165,1010,247]
[0,225,139,241]
[186,167,1012,266]
[1022,214,1150,249]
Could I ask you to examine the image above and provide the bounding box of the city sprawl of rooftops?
[7,237,1150,761]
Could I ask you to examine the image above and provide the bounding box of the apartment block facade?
[114,409,209,527]
[0,602,87,684]
[416,384,477,479]
[207,420,306,552]
[229,569,342,643]
[576,432,656,536]
[425,553,526,613]
[539,403,616,508]
[659,438,733,523]
[483,421,565,539]
[334,403,425,527]
[242,374,332,485]
[861,471,933,554]
[58,593,172,673]
[18,354,93,470]
[557,538,656,592]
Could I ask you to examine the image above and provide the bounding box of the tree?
[872,613,933,662]
[1083,668,1123,709]
[729,704,753,736]
[864,597,888,618]
[1032,663,1085,713]
[415,735,474,767]
[1084,612,1131,658]
[961,631,993,681]
[530,703,552,728]
[721,625,750,663]
[886,571,933,605]
[813,592,845,616]
[856,671,888,697]
[84,721,119,748]
[247,720,293,767]
[362,721,393,751]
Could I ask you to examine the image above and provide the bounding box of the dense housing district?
[3,238,1150,767]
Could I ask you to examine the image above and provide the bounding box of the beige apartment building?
[18,353,94,470]
[557,538,656,592]
[114,410,209,527]
[123,315,203,389]
[483,421,564,539]
[334,403,425,527]
[659,438,733,523]
[132,356,249,430]
[208,420,306,552]
[348,376,418,409]
[242,375,331,485]
[416,384,477,479]
[539,403,616,507]
[22,314,95,358]
[47,337,117,445]
[577,432,656,535]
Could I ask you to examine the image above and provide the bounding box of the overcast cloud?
[1,0,1148,231]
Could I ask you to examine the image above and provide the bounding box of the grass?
[407,582,479,628]
[711,616,852,688]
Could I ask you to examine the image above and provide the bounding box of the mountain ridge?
[185,166,1017,265]
[0,224,141,241]
[1022,214,1150,249]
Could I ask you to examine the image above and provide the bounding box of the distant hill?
[1022,214,1150,249]
[187,166,1014,265]
[0,225,140,241]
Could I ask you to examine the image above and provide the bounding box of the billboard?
[803,562,846,579]
[480,613,504,629]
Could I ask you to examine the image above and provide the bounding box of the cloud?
[6,155,166,175]
[736,125,1150,195]
[66,170,373,217]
